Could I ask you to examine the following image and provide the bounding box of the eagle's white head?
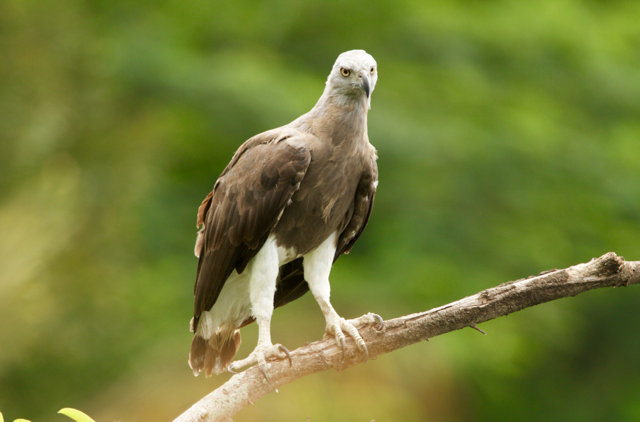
[325,50,378,109]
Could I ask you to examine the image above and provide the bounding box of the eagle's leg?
[304,233,370,360]
[227,236,291,379]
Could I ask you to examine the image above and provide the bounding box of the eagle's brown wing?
[193,128,312,331]
[334,158,378,259]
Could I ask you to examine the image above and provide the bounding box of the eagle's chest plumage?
[273,146,365,257]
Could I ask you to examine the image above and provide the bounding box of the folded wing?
[193,129,313,331]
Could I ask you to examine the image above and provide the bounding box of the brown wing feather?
[334,160,378,259]
[192,129,312,331]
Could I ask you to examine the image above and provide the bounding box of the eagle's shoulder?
[222,126,317,172]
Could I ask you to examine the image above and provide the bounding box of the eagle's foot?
[325,316,370,362]
[347,312,384,331]
[227,343,291,381]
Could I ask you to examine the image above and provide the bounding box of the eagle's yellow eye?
[370,67,376,74]
[340,68,350,77]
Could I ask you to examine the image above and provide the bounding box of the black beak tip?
[361,77,370,98]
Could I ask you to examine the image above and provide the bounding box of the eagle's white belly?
[196,270,251,339]
[197,234,305,339]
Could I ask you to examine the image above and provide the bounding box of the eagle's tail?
[188,326,242,377]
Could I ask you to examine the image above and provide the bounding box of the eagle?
[189,50,382,378]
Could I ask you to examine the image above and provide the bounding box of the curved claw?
[258,363,270,383]
[278,344,293,367]
[373,314,384,331]
[227,364,239,374]
[340,337,346,357]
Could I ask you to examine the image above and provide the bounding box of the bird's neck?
[298,92,369,145]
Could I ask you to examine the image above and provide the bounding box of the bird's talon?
[227,364,239,374]
[373,314,384,331]
[339,337,346,357]
[259,363,270,383]
[278,344,292,367]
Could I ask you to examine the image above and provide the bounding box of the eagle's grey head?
[326,50,378,108]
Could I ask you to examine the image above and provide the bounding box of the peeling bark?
[173,252,640,422]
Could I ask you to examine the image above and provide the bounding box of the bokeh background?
[2,0,640,421]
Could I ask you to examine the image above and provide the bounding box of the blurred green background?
[2,0,640,421]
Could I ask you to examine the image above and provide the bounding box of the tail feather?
[189,329,242,377]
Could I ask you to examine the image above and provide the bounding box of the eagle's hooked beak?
[359,71,371,98]
[351,71,371,98]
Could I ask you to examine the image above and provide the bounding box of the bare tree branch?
[173,252,640,422]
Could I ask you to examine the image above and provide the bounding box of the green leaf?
[58,408,96,422]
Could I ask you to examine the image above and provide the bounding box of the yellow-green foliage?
[0,409,95,422]
[58,408,96,422]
